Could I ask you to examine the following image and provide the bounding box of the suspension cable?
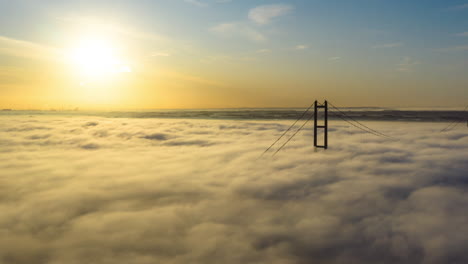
[260,102,315,157]
[440,105,468,132]
[273,112,315,156]
[328,109,390,139]
[328,102,396,140]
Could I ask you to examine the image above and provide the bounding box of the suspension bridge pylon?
[314,100,328,149]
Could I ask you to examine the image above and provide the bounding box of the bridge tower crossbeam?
[314,100,328,149]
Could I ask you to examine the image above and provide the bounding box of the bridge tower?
[314,100,328,149]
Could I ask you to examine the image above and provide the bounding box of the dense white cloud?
[248,4,293,25]
[0,115,467,264]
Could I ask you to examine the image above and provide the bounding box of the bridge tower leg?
[314,100,328,149]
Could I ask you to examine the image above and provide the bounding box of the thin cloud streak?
[256,49,271,53]
[397,56,419,72]
[437,45,468,52]
[211,23,266,42]
[248,4,294,25]
[150,52,171,57]
[184,0,207,7]
[295,44,308,50]
[0,35,60,61]
[57,15,171,43]
[159,69,229,87]
[449,3,468,10]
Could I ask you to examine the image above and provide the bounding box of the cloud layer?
[1,115,468,264]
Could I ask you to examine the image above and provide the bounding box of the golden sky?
[1,1,467,109]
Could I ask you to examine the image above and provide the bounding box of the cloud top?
[0,114,467,264]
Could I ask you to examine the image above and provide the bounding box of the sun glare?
[68,38,131,80]
[64,37,133,104]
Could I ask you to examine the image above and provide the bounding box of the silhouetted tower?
[314,100,328,149]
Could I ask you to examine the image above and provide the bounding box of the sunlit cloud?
[248,4,294,25]
[57,16,170,43]
[159,70,229,87]
[150,52,171,57]
[0,35,60,61]
[1,116,467,263]
[211,23,266,42]
[256,49,271,53]
[295,44,308,50]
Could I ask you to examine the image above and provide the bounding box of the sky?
[0,0,467,109]
[1,114,468,263]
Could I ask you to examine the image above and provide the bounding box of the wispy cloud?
[449,3,468,10]
[452,45,468,50]
[211,23,266,42]
[295,44,308,50]
[57,16,170,43]
[184,0,207,7]
[328,56,341,61]
[184,0,232,6]
[150,52,171,57]
[372,42,404,49]
[455,31,468,37]
[201,54,256,64]
[397,56,419,72]
[160,69,228,87]
[438,45,468,52]
[248,4,294,25]
[256,49,271,54]
[0,35,59,60]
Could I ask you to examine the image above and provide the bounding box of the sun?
[68,38,131,81]
[64,37,133,104]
